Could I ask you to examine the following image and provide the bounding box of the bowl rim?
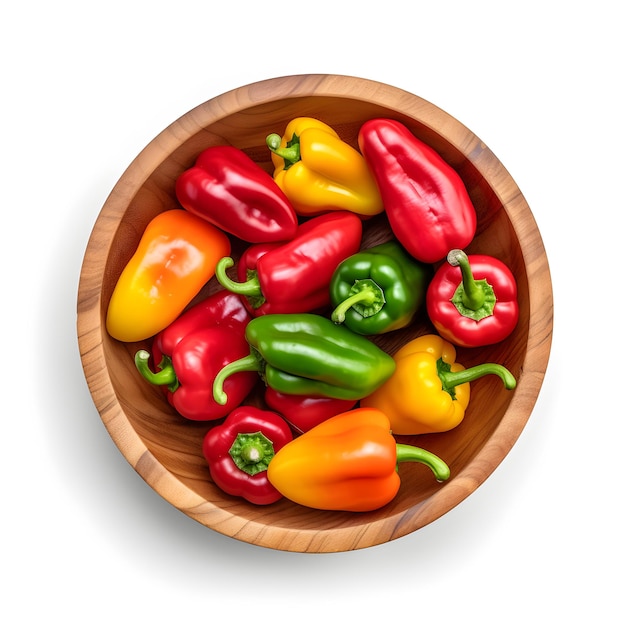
[77,73,554,552]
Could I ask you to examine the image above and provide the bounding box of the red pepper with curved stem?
[426,249,519,348]
[175,145,298,243]
[134,290,257,421]
[202,406,293,505]
[358,118,476,264]
[264,387,357,434]
[214,211,363,316]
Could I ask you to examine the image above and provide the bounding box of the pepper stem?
[213,351,264,405]
[266,133,300,168]
[395,444,451,482]
[229,431,275,476]
[447,249,498,321]
[135,350,179,393]
[331,279,385,324]
[215,257,262,297]
[437,358,516,399]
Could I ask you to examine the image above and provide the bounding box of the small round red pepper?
[426,249,519,348]
[202,406,293,505]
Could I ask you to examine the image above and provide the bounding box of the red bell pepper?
[202,406,293,505]
[214,211,363,316]
[426,249,519,347]
[264,387,357,434]
[175,145,298,243]
[152,289,251,356]
[134,290,257,421]
[358,118,476,264]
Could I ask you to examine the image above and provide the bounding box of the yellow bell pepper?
[361,334,516,435]
[106,209,231,342]
[266,117,384,217]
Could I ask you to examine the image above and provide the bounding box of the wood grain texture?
[76,74,553,552]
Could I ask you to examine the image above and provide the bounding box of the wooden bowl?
[77,74,553,552]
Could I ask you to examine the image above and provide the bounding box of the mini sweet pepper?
[358,118,476,263]
[361,334,517,435]
[106,209,231,342]
[175,145,298,243]
[266,117,384,217]
[267,408,450,512]
[329,240,432,335]
[427,249,519,347]
[215,211,362,316]
[133,290,257,421]
[212,313,396,405]
[202,406,293,505]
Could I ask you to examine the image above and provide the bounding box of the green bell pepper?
[213,313,396,404]
[329,240,432,335]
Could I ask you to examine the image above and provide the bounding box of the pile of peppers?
[105,115,522,512]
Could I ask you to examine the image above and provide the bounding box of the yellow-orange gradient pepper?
[266,117,384,217]
[106,209,230,342]
[266,407,450,512]
[361,334,516,435]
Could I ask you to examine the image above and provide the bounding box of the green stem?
[266,133,300,167]
[438,358,517,396]
[395,444,450,482]
[229,431,275,475]
[331,279,384,323]
[135,350,179,393]
[213,352,263,405]
[215,257,262,297]
[447,249,485,311]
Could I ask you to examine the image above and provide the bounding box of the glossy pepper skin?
[266,408,450,512]
[151,289,251,354]
[202,406,293,505]
[266,117,384,217]
[175,145,298,243]
[133,291,257,421]
[106,209,231,342]
[330,240,432,335]
[427,249,519,348]
[215,211,362,316]
[358,118,476,264]
[264,387,356,434]
[361,334,517,435]
[212,313,396,405]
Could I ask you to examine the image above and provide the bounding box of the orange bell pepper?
[106,209,231,342]
[266,408,450,512]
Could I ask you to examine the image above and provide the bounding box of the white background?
[3,1,623,623]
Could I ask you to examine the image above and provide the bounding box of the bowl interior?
[77,75,553,552]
